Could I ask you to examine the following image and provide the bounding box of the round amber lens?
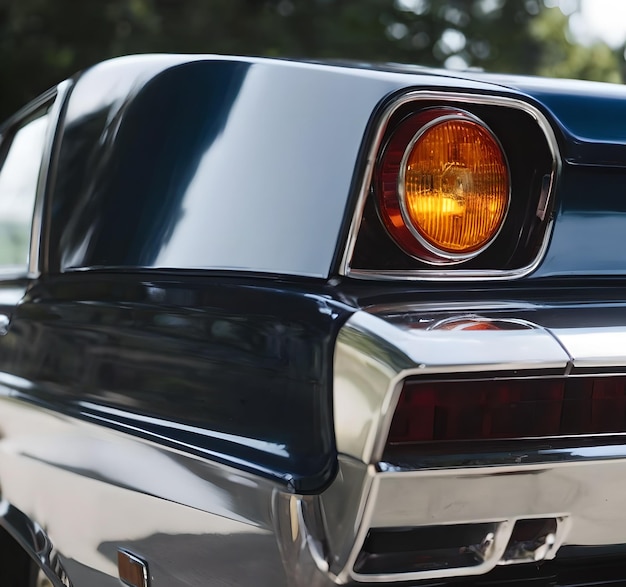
[403,118,509,255]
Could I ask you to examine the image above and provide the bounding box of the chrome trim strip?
[366,300,544,314]
[379,437,626,471]
[339,90,561,281]
[29,80,71,278]
[550,326,626,370]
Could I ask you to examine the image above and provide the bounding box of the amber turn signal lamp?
[377,109,510,264]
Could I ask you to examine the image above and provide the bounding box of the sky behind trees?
[0,0,624,122]
[571,0,626,48]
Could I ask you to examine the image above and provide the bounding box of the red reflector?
[387,377,626,444]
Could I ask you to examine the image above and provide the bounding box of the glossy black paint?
[9,270,626,494]
[538,166,626,277]
[4,273,353,492]
[483,74,626,166]
[48,57,413,278]
[42,55,626,280]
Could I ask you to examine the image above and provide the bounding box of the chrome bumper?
[280,307,626,584]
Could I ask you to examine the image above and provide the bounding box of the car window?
[0,107,50,271]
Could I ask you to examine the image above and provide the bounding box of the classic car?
[0,53,626,587]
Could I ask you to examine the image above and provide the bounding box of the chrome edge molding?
[30,80,72,278]
[339,90,561,281]
[550,325,626,370]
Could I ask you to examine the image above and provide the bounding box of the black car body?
[1,55,626,586]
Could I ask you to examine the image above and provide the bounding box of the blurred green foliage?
[0,0,624,121]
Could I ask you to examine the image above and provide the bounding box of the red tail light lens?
[387,377,626,444]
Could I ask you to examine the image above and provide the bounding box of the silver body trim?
[551,326,626,369]
[339,90,561,280]
[28,82,70,279]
